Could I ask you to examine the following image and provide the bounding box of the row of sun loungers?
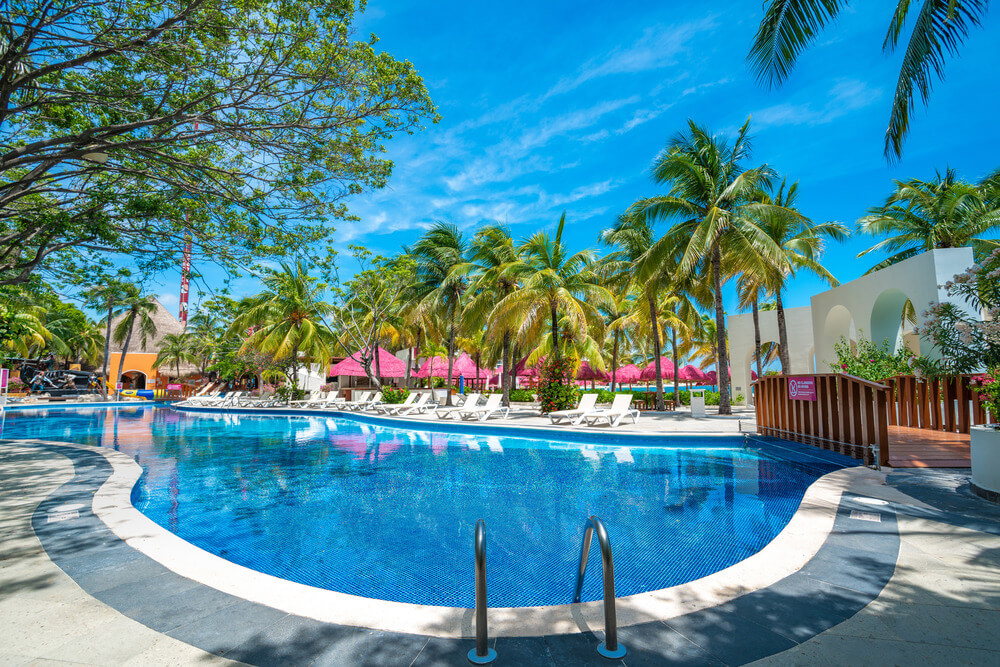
[549,393,640,427]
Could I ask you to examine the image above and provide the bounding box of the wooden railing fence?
[884,374,989,434]
[753,374,890,467]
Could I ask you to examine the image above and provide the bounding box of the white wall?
[729,306,814,406]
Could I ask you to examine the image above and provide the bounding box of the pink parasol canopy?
[452,352,492,380]
[677,364,707,383]
[640,357,675,381]
[329,347,406,378]
[515,357,541,377]
[751,370,758,381]
[414,356,450,378]
[576,361,609,382]
[611,364,641,384]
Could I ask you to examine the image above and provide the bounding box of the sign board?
[115,382,123,391]
[0,368,7,390]
[167,384,182,391]
[788,377,817,401]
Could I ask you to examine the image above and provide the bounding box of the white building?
[727,248,978,405]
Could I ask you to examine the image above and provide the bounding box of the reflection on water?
[1,405,845,607]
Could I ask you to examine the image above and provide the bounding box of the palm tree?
[112,288,158,393]
[461,224,520,405]
[597,287,638,393]
[153,333,195,381]
[229,261,335,396]
[84,282,124,399]
[631,119,785,414]
[407,223,469,406]
[65,319,104,367]
[491,213,611,372]
[752,180,848,373]
[857,168,1000,271]
[748,0,990,160]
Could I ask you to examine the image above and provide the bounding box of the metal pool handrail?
[468,519,497,664]
[573,516,626,660]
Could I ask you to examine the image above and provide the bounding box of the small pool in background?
[1,404,854,607]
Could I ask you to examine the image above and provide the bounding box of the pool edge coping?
[31,435,871,638]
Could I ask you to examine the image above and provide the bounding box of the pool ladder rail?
[468,515,625,664]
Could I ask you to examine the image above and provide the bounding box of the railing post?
[468,519,496,664]
[574,516,626,660]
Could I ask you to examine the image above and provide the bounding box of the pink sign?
[0,369,8,390]
[788,377,817,401]
[167,384,182,390]
[115,382,123,391]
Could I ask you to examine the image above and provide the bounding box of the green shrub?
[584,389,633,403]
[508,388,535,402]
[381,387,410,404]
[830,335,916,382]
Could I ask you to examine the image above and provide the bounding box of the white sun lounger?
[289,390,326,407]
[359,392,383,411]
[459,393,510,421]
[391,392,433,415]
[434,393,480,419]
[581,394,640,427]
[341,391,371,411]
[374,392,417,414]
[548,393,599,425]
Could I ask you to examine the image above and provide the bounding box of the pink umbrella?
[329,347,406,378]
[640,357,675,381]
[414,356,450,378]
[515,357,541,377]
[677,364,704,383]
[453,352,491,379]
[751,370,759,381]
[576,361,609,382]
[612,364,641,385]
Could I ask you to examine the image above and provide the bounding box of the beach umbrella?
[612,363,641,388]
[329,347,406,378]
[414,356,450,378]
[751,370,758,381]
[677,364,704,383]
[640,357,675,381]
[453,352,492,388]
[515,357,541,377]
[576,361,609,382]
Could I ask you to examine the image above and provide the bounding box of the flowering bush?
[830,335,917,382]
[7,375,25,391]
[537,355,580,414]
[320,383,336,392]
[381,387,410,404]
[969,370,1000,427]
[918,248,1000,373]
[251,383,276,397]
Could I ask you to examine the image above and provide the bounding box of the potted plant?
[970,371,1000,499]
[919,247,1000,500]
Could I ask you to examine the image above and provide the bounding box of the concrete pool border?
[19,423,864,640]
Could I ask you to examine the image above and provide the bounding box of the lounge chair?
[341,391,371,411]
[374,392,417,414]
[548,393,599,425]
[218,391,246,407]
[185,389,222,405]
[321,390,346,407]
[358,392,383,411]
[392,392,433,416]
[581,394,640,427]
[290,390,327,408]
[434,393,480,420]
[459,393,510,421]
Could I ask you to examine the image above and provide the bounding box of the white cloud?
[753,79,882,129]
[157,292,179,308]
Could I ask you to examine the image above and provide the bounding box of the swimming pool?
[2,404,852,608]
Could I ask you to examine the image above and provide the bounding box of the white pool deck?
[2,405,1000,664]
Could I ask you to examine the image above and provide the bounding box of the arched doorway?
[871,289,918,354]
[121,370,147,389]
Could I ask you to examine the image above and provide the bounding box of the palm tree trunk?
[114,313,135,399]
[711,246,732,415]
[101,296,113,399]
[776,289,791,374]
[445,320,456,406]
[501,329,511,406]
[647,292,665,411]
[509,343,519,394]
[752,296,763,380]
[671,327,679,406]
[290,340,300,404]
[405,346,413,388]
[550,300,559,353]
[610,330,620,393]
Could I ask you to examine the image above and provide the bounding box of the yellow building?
[104,298,198,390]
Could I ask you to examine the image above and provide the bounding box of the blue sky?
[162,1,1000,318]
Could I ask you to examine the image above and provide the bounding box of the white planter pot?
[971,425,1000,501]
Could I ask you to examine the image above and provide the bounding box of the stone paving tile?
[662,608,798,665]
[616,621,725,666]
[751,632,1000,666]
[165,599,289,656]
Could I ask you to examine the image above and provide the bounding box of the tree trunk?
[508,343,519,394]
[101,296,114,399]
[550,300,559,352]
[445,319,457,406]
[290,339,300,404]
[405,346,413,388]
[610,330,619,393]
[114,313,135,399]
[752,296,763,380]
[671,326,679,406]
[711,245,732,414]
[647,292,665,411]
[374,342,382,380]
[501,329,511,406]
[776,288,791,374]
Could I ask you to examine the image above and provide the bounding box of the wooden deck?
[888,425,971,468]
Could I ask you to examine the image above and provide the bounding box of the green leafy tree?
[2,0,437,286]
[857,168,1000,271]
[749,0,990,160]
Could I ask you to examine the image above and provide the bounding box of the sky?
[157,0,1000,319]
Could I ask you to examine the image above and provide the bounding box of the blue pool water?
[1,404,852,607]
